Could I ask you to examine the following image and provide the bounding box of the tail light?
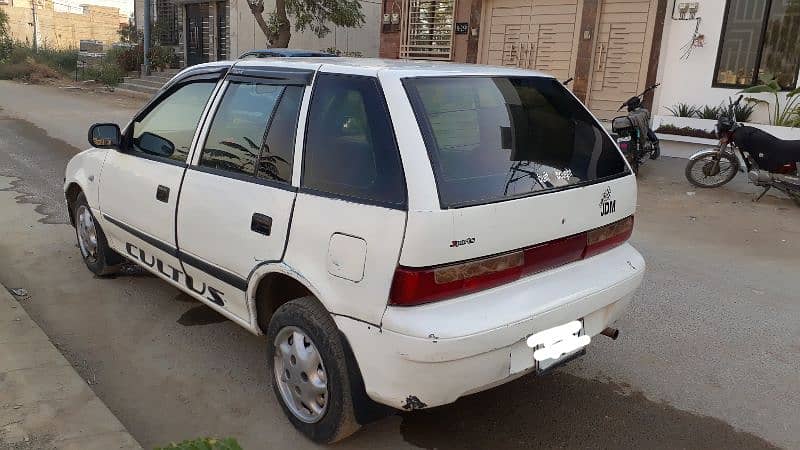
[775,162,797,175]
[389,216,634,306]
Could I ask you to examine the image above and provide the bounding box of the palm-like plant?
[665,103,699,117]
[740,74,800,127]
[697,105,720,119]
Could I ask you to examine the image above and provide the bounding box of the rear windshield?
[403,76,628,208]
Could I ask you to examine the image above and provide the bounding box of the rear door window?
[404,76,628,208]
[302,73,406,209]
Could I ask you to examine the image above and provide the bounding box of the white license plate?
[527,320,590,373]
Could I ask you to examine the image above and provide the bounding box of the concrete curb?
[0,284,142,449]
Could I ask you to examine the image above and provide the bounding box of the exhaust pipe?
[600,327,620,340]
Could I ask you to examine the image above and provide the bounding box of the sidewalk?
[0,285,141,449]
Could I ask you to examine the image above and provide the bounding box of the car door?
[175,68,311,322]
[99,74,221,286]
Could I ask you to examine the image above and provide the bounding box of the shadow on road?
[399,370,777,449]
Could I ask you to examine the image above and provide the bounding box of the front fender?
[63,148,111,211]
[688,147,746,173]
[688,147,723,161]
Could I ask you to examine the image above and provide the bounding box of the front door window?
[131,81,216,163]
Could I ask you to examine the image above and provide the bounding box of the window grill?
[399,0,456,60]
[155,0,179,45]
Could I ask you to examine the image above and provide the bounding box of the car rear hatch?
[390,75,637,306]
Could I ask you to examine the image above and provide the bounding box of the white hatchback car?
[64,58,644,443]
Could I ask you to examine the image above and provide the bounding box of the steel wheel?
[685,153,738,188]
[76,205,98,260]
[273,326,329,423]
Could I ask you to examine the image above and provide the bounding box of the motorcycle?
[611,83,661,173]
[685,95,800,206]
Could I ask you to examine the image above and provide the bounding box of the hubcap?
[691,155,735,186]
[76,205,98,259]
[273,326,328,423]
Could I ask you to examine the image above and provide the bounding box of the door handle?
[251,213,272,236]
[156,185,170,202]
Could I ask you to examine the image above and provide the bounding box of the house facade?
[380,0,668,119]
[134,0,381,67]
[652,0,800,123]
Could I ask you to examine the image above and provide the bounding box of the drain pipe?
[600,327,620,340]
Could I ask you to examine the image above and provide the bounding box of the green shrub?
[36,46,78,73]
[665,103,699,117]
[697,105,720,120]
[155,437,243,450]
[149,45,176,71]
[0,9,11,61]
[81,63,124,87]
[106,45,140,72]
[732,101,756,123]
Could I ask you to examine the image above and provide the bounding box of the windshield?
[403,76,628,208]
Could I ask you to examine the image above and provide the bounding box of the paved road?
[0,80,797,449]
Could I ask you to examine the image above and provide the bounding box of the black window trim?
[188,164,298,193]
[195,75,303,185]
[299,72,408,211]
[401,75,630,210]
[712,0,798,90]
[122,73,225,166]
[228,65,315,85]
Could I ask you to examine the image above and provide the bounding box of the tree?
[118,19,142,44]
[0,9,12,61]
[246,0,365,48]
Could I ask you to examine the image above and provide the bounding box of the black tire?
[649,140,661,160]
[267,297,361,443]
[685,152,738,188]
[629,154,640,175]
[72,192,122,276]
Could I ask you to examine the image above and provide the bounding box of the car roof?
[232,57,555,79]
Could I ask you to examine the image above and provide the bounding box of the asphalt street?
[0,80,797,449]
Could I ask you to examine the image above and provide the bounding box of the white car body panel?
[65,58,645,412]
[64,148,109,209]
[282,194,406,326]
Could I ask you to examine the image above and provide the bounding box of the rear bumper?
[335,243,644,410]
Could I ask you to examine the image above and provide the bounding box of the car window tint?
[257,86,303,183]
[200,82,284,176]
[302,74,405,208]
[132,81,216,162]
[404,76,627,207]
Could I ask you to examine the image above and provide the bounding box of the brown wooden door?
[585,0,659,120]
[479,0,582,81]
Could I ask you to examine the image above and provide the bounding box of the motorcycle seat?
[733,126,800,171]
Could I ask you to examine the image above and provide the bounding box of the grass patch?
[0,58,61,82]
[0,44,76,83]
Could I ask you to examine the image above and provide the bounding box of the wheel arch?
[64,182,84,227]
[248,264,324,335]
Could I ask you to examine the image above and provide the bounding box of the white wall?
[228,0,380,58]
[652,0,800,125]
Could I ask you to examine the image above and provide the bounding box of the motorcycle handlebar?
[733,94,744,107]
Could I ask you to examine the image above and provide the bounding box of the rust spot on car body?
[402,395,428,410]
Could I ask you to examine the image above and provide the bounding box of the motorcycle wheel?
[685,152,738,188]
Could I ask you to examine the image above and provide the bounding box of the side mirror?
[136,132,175,158]
[88,123,121,149]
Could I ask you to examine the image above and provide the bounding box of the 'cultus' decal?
[125,242,226,306]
